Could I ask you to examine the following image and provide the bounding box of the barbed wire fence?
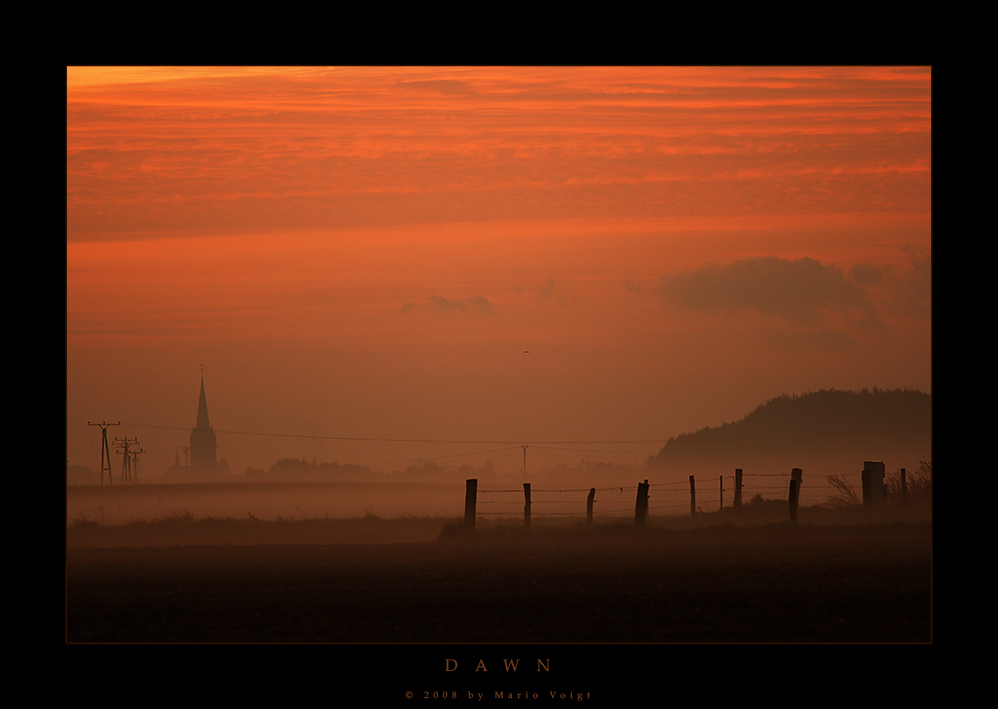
[464,463,930,526]
[475,484,639,521]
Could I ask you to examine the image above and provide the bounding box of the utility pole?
[114,436,139,485]
[129,447,145,484]
[88,421,120,486]
[521,445,528,481]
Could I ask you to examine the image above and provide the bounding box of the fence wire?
[470,469,902,520]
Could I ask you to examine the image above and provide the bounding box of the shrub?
[886,460,932,502]
[824,474,860,508]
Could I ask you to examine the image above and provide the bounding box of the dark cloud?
[763,327,858,352]
[539,277,568,306]
[659,256,883,329]
[894,245,931,319]
[427,295,494,315]
[848,263,886,288]
[848,247,930,320]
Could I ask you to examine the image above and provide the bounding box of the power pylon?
[88,421,120,486]
[114,436,139,485]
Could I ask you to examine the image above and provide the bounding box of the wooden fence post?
[719,475,724,510]
[464,478,477,529]
[734,469,743,508]
[788,468,802,524]
[862,461,885,518]
[689,475,696,516]
[587,487,595,525]
[523,482,531,529]
[635,479,649,527]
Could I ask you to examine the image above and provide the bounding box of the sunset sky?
[66,66,931,480]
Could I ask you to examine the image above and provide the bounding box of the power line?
[371,446,521,467]
[119,422,664,446]
[533,445,657,455]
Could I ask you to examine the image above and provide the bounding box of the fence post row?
[464,478,477,529]
[788,468,802,524]
[465,461,901,528]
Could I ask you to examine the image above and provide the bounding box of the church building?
[189,375,217,471]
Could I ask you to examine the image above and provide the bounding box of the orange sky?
[66,66,931,480]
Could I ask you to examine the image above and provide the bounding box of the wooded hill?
[651,388,931,480]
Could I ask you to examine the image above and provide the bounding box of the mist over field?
[67,388,931,535]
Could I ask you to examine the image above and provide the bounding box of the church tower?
[190,374,217,471]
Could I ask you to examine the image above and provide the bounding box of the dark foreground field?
[66,518,931,645]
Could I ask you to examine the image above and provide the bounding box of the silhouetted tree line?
[387,459,497,483]
[654,388,931,461]
[247,457,376,482]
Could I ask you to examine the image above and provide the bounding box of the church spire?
[190,366,217,471]
[195,374,211,431]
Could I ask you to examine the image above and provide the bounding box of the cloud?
[848,263,886,288]
[846,247,930,320]
[426,295,494,316]
[763,326,858,352]
[538,277,569,306]
[658,255,883,329]
[893,245,931,319]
